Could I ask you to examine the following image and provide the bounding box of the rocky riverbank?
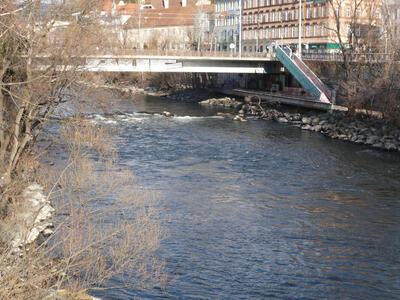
[7,183,54,254]
[198,95,400,152]
[116,84,400,152]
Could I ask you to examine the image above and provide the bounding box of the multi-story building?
[214,0,241,52]
[241,0,383,54]
[383,0,400,49]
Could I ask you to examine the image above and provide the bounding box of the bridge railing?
[92,48,396,62]
[89,48,278,59]
[302,52,395,62]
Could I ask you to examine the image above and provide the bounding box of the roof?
[99,0,139,15]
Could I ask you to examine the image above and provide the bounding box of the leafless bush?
[0,117,167,299]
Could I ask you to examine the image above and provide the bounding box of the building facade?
[214,0,241,51]
[123,0,213,50]
[384,0,400,50]
[241,0,383,54]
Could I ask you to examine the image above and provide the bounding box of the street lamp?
[298,0,302,58]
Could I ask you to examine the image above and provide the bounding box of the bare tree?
[0,0,166,297]
[324,0,399,118]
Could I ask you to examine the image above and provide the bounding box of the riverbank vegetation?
[324,0,400,124]
[0,1,166,298]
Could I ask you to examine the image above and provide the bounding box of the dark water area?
[89,95,400,299]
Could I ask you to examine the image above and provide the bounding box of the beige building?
[242,0,383,54]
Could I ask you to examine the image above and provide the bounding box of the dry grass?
[0,117,167,299]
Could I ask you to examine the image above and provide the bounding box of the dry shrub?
[0,117,167,299]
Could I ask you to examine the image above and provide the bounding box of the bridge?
[38,48,395,109]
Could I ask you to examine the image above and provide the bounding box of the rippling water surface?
[91,95,400,299]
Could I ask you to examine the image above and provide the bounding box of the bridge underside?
[84,57,271,74]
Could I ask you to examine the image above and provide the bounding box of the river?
[89,95,400,299]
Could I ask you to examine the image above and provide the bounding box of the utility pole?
[239,0,242,58]
[298,0,302,58]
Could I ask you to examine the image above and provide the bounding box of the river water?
[90,95,400,299]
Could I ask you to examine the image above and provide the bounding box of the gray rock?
[313,125,322,132]
[319,120,328,126]
[292,114,301,121]
[301,124,312,130]
[338,134,347,140]
[311,117,320,125]
[302,117,312,124]
[278,117,288,123]
[384,143,397,151]
[373,143,383,148]
[365,135,380,145]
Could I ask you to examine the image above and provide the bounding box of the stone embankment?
[198,95,400,152]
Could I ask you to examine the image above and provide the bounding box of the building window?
[292,9,295,20]
[272,0,276,5]
[271,28,275,38]
[279,11,283,21]
[292,26,295,37]
[306,8,311,19]
[322,6,325,17]
[266,28,269,38]
[356,8,360,18]
[376,8,381,19]
[244,46,247,52]
[306,25,310,36]
[314,7,318,18]
[346,7,351,17]
[346,24,351,35]
[255,13,258,23]
[321,24,325,36]
[278,27,281,38]
[313,24,317,36]
[285,26,288,37]
[267,0,270,5]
